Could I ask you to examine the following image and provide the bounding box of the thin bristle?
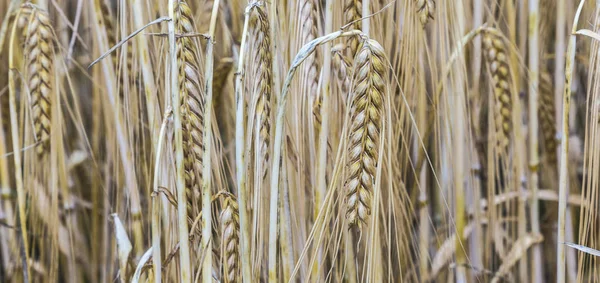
[345,38,386,229]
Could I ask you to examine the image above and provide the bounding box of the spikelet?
[344,0,362,57]
[416,0,435,26]
[249,7,272,180]
[175,0,205,219]
[18,4,55,157]
[482,32,512,155]
[332,44,352,101]
[345,39,386,229]
[219,192,240,283]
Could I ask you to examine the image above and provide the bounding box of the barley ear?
[344,0,362,57]
[175,0,205,220]
[219,192,240,282]
[345,38,386,229]
[299,0,322,132]
[483,32,512,155]
[539,72,558,166]
[416,0,435,26]
[19,4,55,157]
[250,7,272,180]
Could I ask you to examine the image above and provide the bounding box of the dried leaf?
[112,214,132,283]
[430,224,474,279]
[131,247,153,283]
[565,242,600,257]
[575,29,600,42]
[491,233,544,283]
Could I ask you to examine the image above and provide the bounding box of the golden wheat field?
[2,0,600,282]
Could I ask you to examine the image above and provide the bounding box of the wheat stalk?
[231,4,258,282]
[169,0,192,280]
[482,32,512,155]
[200,0,221,280]
[19,4,55,157]
[8,5,33,278]
[557,3,585,281]
[345,38,386,229]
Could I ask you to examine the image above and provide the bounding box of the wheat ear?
[344,0,362,57]
[219,192,240,282]
[298,0,322,130]
[539,72,558,166]
[19,4,55,157]
[250,7,272,180]
[483,32,512,154]
[345,38,386,229]
[99,0,117,67]
[175,0,205,220]
[416,0,435,26]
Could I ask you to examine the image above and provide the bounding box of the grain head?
[175,0,205,219]
[483,32,512,155]
[18,4,55,157]
[219,192,240,283]
[344,0,362,57]
[249,7,272,180]
[345,38,386,229]
[416,0,435,26]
